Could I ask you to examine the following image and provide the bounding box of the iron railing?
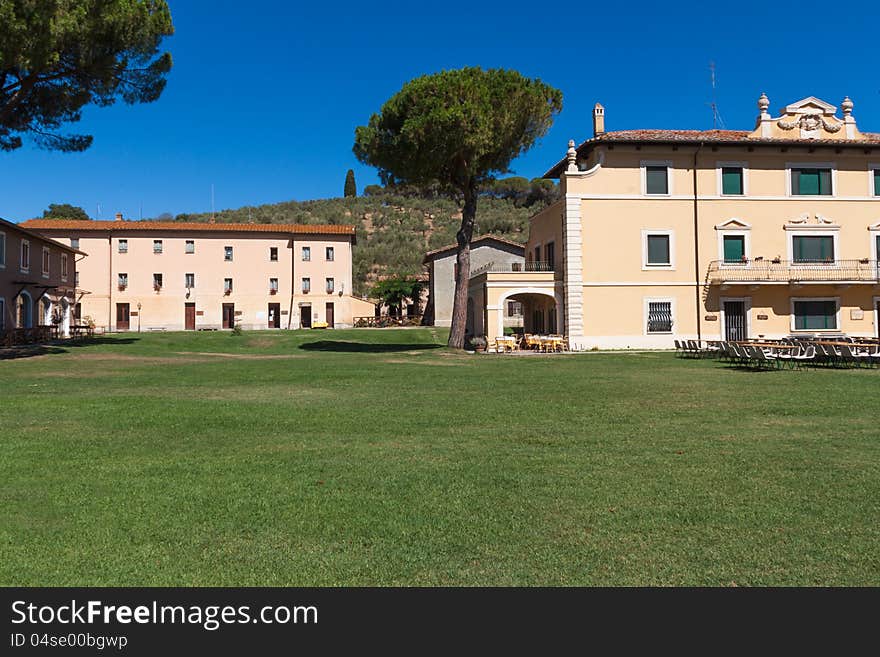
[470,261,554,276]
[707,259,879,284]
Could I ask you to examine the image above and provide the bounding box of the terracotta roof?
[544,129,880,178]
[423,234,526,263]
[18,219,356,237]
[0,217,87,255]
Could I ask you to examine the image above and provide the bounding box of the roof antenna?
[708,61,725,130]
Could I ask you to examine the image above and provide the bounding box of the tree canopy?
[371,277,424,316]
[344,169,357,197]
[353,67,562,347]
[42,202,90,220]
[0,0,174,152]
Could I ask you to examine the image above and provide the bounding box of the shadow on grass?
[299,340,442,353]
[0,336,140,360]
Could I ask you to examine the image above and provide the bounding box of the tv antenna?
[708,61,725,130]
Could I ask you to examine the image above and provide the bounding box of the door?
[268,303,280,329]
[723,300,746,341]
[222,303,235,329]
[116,303,130,331]
[185,303,196,330]
[325,302,334,328]
[300,305,311,329]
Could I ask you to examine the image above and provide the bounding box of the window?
[646,300,673,334]
[643,231,673,268]
[224,246,233,261]
[118,239,128,253]
[326,246,334,261]
[70,238,79,250]
[326,277,334,294]
[302,277,311,293]
[507,301,523,316]
[270,247,278,261]
[42,247,50,276]
[269,277,279,292]
[874,169,880,197]
[224,278,233,293]
[75,271,80,287]
[533,246,540,263]
[722,235,746,263]
[792,235,834,263]
[302,246,311,261]
[645,165,669,195]
[0,232,5,268]
[545,242,555,267]
[0,298,4,332]
[118,273,128,288]
[721,167,744,195]
[20,240,29,271]
[791,168,832,195]
[153,239,163,254]
[153,273,163,289]
[793,299,838,330]
[186,240,195,254]
[61,254,68,280]
[185,273,195,288]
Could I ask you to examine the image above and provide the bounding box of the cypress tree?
[344,169,357,197]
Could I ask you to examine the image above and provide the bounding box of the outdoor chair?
[747,345,779,369]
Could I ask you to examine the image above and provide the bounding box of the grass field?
[1,328,878,586]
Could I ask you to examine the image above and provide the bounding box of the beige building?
[0,217,83,338]
[20,217,374,332]
[469,94,880,348]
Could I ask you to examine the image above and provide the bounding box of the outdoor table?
[494,336,517,352]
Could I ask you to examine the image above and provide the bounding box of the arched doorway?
[17,290,33,328]
[40,295,52,326]
[497,289,560,337]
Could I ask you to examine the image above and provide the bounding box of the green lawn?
[1,329,878,586]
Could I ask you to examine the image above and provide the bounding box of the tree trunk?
[448,184,477,348]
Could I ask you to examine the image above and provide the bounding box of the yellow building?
[470,94,880,348]
[20,217,375,332]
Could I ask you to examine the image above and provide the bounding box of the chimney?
[115,212,123,222]
[593,103,605,137]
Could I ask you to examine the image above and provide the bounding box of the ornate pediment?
[715,218,751,230]
[751,93,860,141]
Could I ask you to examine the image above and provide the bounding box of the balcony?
[470,261,555,276]
[707,259,879,285]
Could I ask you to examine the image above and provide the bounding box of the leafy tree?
[344,169,357,197]
[353,67,561,347]
[42,203,90,220]
[363,184,384,197]
[0,0,174,152]
[371,277,424,317]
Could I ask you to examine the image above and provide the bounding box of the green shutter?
[722,168,743,195]
[794,300,837,330]
[793,169,832,195]
[793,236,833,262]
[647,235,670,265]
[646,166,668,194]
[723,236,745,262]
[874,170,880,196]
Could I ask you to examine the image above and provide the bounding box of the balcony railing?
[470,261,555,276]
[707,259,879,284]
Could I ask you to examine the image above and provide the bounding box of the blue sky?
[2,0,878,222]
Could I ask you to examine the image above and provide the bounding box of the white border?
[118,272,128,289]
[61,253,68,282]
[786,230,839,264]
[716,161,749,196]
[869,164,880,198]
[325,246,334,261]
[870,224,880,264]
[719,297,752,340]
[118,238,128,254]
[185,240,195,254]
[874,296,880,339]
[18,289,32,328]
[790,296,840,332]
[301,246,310,262]
[641,229,675,270]
[786,161,837,197]
[641,160,673,196]
[716,223,751,267]
[154,239,163,254]
[643,296,675,336]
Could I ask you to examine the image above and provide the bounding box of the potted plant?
[771,256,781,264]
[466,336,487,352]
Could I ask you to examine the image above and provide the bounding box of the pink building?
[20,217,374,332]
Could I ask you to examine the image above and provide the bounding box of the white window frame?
[153,273,163,290]
[641,229,675,270]
[302,277,311,293]
[870,223,880,264]
[302,246,311,262]
[716,161,749,196]
[785,227,839,265]
[70,237,79,250]
[153,239,163,254]
[786,161,837,197]
[185,273,195,289]
[41,246,51,278]
[326,277,335,294]
[643,297,675,336]
[326,246,334,261]
[0,231,6,269]
[869,164,880,198]
[719,296,752,340]
[224,278,233,292]
[269,246,278,261]
[20,239,29,273]
[874,296,880,339]
[790,297,840,332]
[118,273,128,288]
[269,277,279,292]
[224,246,233,261]
[716,223,751,267]
[118,239,128,254]
[641,160,673,196]
[61,253,68,281]
[185,240,195,254]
